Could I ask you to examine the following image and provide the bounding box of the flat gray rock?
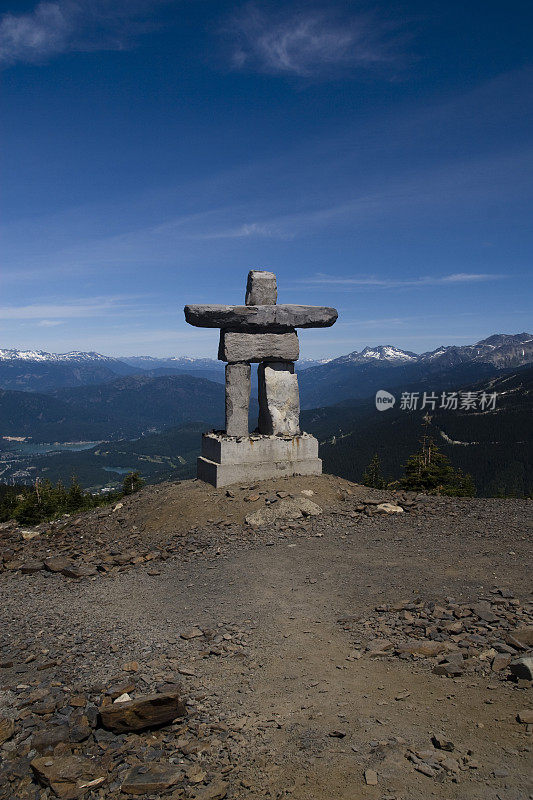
[219,330,299,362]
[184,304,338,330]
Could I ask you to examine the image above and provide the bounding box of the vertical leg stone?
[225,363,251,437]
[258,361,300,436]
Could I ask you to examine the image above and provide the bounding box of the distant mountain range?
[0,375,225,441]
[322,334,532,368]
[5,365,529,497]
[0,349,329,393]
[0,349,122,364]
[1,332,531,496]
[297,333,533,407]
[1,333,530,396]
[0,349,141,392]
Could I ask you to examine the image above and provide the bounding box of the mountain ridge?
[0,375,225,442]
[298,332,532,407]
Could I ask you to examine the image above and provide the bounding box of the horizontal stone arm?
[184,304,338,330]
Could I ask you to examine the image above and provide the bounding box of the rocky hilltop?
[0,475,531,799]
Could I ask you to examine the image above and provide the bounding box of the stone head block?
[246,270,277,305]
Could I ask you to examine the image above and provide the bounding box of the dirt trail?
[82,513,530,799]
[1,479,531,799]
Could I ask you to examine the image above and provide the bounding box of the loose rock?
[98,690,186,733]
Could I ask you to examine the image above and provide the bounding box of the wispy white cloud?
[0,0,161,66]
[37,319,64,327]
[2,143,530,286]
[0,295,140,319]
[227,3,400,77]
[299,273,505,288]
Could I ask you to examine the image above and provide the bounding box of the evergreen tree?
[122,471,144,496]
[362,453,386,489]
[398,431,475,496]
[67,475,85,509]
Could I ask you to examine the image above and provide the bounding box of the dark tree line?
[0,472,144,525]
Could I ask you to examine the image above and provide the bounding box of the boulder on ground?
[99,689,186,733]
[120,764,182,794]
[21,560,44,574]
[376,503,404,514]
[0,716,14,745]
[31,754,104,798]
[512,626,533,647]
[44,557,71,573]
[396,641,446,657]
[510,657,533,681]
[245,497,322,527]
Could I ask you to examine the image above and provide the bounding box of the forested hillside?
[308,366,532,497]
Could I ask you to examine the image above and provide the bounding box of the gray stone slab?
[218,330,299,363]
[246,270,277,305]
[225,363,250,437]
[184,304,338,331]
[258,361,300,436]
[201,432,319,464]
[197,455,322,488]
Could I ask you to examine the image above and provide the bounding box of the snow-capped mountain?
[332,345,418,365]
[0,349,116,363]
[298,333,533,408]
[121,355,221,370]
[326,335,532,370]
[419,333,533,368]
[296,357,333,370]
[0,349,140,392]
[2,333,531,400]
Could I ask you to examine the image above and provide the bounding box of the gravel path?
[1,479,531,799]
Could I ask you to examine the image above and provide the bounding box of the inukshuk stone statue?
[184,270,338,487]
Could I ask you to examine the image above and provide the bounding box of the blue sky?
[1,0,532,358]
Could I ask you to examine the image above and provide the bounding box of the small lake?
[103,466,136,475]
[1,440,101,455]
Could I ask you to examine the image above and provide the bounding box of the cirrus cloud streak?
[0,0,162,66]
[227,2,402,77]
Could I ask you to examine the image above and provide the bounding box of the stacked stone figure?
[184,270,337,487]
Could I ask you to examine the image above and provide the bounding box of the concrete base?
[197,432,322,488]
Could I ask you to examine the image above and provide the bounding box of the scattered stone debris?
[0,476,531,798]
[0,611,258,799]
[339,592,533,679]
[0,475,378,580]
